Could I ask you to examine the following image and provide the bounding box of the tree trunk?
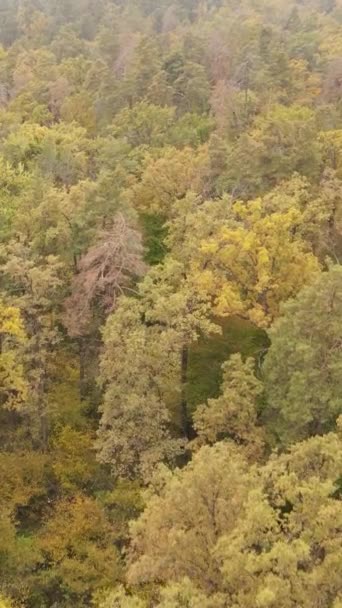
[79,336,87,401]
[180,345,191,438]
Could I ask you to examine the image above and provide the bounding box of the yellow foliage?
[0,451,47,512]
[126,146,209,215]
[288,59,321,104]
[38,494,121,595]
[0,596,14,608]
[52,426,100,492]
[192,197,320,327]
[0,299,27,408]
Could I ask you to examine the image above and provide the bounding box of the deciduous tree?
[263,265,342,444]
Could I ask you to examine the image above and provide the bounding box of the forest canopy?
[0,0,341,607]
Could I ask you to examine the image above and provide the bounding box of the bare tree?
[64,214,146,337]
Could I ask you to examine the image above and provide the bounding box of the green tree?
[96,580,219,608]
[97,295,184,482]
[0,243,65,447]
[126,146,209,215]
[227,104,322,196]
[263,265,342,444]
[193,354,265,460]
[97,258,219,479]
[110,103,175,148]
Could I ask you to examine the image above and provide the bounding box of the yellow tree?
[167,193,320,328]
[125,145,209,216]
[126,428,342,608]
[0,299,27,409]
[37,494,122,604]
[0,596,13,608]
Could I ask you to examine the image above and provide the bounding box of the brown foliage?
[64,214,146,336]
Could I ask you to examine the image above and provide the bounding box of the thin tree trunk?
[79,336,87,401]
[180,345,190,438]
[40,409,49,451]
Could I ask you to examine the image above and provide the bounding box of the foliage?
[126,430,342,607]
[0,299,27,409]
[0,0,341,606]
[37,494,122,604]
[193,354,265,459]
[263,265,342,444]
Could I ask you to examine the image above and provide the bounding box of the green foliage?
[96,580,218,608]
[263,265,342,444]
[110,103,175,148]
[51,426,102,493]
[0,0,341,606]
[97,586,146,608]
[97,293,186,481]
[187,317,268,411]
[128,442,254,591]
[193,354,265,459]
[140,213,168,266]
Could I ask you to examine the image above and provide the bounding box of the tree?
[216,429,342,608]
[96,580,219,608]
[64,213,146,337]
[1,1,342,606]
[172,61,210,114]
[128,442,253,591]
[60,92,96,133]
[0,298,27,409]
[51,426,102,493]
[167,194,320,327]
[263,265,342,444]
[139,257,220,436]
[320,129,342,183]
[0,450,47,599]
[97,586,145,608]
[0,597,13,608]
[110,102,175,148]
[127,429,342,607]
[2,122,92,188]
[155,580,221,608]
[125,146,209,215]
[97,258,219,479]
[37,494,121,605]
[0,156,34,243]
[0,243,65,447]
[226,104,322,196]
[50,25,88,61]
[193,354,265,460]
[124,36,162,103]
[259,172,342,261]
[145,70,174,107]
[97,295,185,482]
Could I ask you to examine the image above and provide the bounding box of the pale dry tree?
[64,213,146,336]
